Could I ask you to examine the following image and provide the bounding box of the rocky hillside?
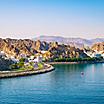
[92,42,104,52]
[0,38,88,59]
[0,38,38,58]
[49,42,88,59]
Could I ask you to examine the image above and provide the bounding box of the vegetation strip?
[0,65,54,78]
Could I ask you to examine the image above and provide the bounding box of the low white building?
[0,51,8,59]
[28,55,43,63]
[41,51,46,54]
[101,53,104,58]
[33,56,42,63]
[11,57,19,63]
[30,55,35,60]
[0,51,5,55]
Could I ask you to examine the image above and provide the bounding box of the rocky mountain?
[49,42,88,59]
[34,36,104,47]
[0,38,38,58]
[91,42,104,52]
[0,38,88,59]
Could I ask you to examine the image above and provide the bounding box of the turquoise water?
[0,63,104,104]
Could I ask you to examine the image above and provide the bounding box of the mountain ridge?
[34,36,104,47]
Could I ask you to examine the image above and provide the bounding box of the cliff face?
[0,38,38,58]
[0,38,88,59]
[49,44,88,59]
[91,42,104,52]
[34,40,49,51]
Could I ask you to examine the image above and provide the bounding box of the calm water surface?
[0,63,104,104]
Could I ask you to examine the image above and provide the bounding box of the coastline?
[0,60,104,79]
[47,61,104,65]
[0,64,55,79]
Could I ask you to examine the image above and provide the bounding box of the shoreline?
[0,61,104,79]
[47,61,104,65]
[0,64,55,79]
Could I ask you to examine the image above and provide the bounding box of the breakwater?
[0,64,54,78]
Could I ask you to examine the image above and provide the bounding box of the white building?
[0,51,8,59]
[33,56,42,63]
[28,55,42,63]
[0,51,5,56]
[101,53,104,58]
[11,56,19,63]
[30,55,35,60]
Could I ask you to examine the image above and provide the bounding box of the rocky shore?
[0,64,54,78]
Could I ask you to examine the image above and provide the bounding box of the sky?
[0,0,104,39]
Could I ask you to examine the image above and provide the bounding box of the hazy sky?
[0,0,104,39]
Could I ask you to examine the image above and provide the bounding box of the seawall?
[0,64,54,79]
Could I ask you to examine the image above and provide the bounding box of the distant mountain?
[34,36,104,48]
[90,38,104,43]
